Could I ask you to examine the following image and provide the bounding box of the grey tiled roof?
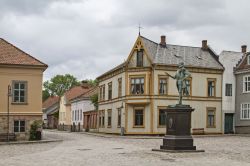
[141,36,224,69]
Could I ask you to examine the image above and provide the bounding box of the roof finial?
[138,23,143,36]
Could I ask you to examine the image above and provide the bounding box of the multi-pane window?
[208,79,216,97]
[99,85,105,101]
[102,110,105,127]
[80,109,82,121]
[243,76,250,93]
[13,81,27,103]
[99,111,102,127]
[185,78,191,96]
[207,109,216,128]
[241,103,250,119]
[225,84,232,96]
[14,120,25,132]
[117,108,121,128]
[134,108,144,126]
[118,78,122,97]
[72,111,74,121]
[159,77,167,95]
[159,109,166,126]
[131,78,144,95]
[107,110,112,127]
[136,50,143,67]
[108,82,112,100]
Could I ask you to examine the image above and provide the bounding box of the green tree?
[90,93,98,110]
[43,74,80,96]
[84,79,98,87]
[42,89,50,101]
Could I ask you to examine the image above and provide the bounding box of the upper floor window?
[207,79,216,97]
[159,77,167,95]
[99,85,105,101]
[241,103,250,120]
[243,76,250,93]
[225,83,232,96]
[136,50,143,67]
[248,55,250,65]
[118,78,122,97]
[12,81,27,103]
[131,77,144,95]
[108,82,112,100]
[185,78,192,96]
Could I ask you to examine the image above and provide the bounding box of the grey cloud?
[0,0,249,81]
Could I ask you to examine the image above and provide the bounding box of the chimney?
[241,45,247,53]
[202,40,208,50]
[81,80,90,89]
[160,35,166,46]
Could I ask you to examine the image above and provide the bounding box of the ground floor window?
[102,110,105,127]
[14,120,25,132]
[117,108,121,128]
[107,109,112,127]
[134,108,144,127]
[207,108,216,128]
[241,103,250,119]
[158,109,166,126]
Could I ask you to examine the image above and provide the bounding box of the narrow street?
[0,131,250,166]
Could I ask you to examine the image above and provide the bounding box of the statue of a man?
[165,62,191,105]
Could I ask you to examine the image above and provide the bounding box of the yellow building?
[0,38,47,140]
[97,35,224,135]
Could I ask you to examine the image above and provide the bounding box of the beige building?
[97,35,224,135]
[0,38,47,140]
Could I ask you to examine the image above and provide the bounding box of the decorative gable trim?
[125,36,152,66]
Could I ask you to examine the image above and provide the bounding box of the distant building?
[58,85,91,131]
[42,96,59,129]
[97,35,224,135]
[219,47,244,133]
[70,86,97,132]
[0,38,47,140]
[234,46,250,133]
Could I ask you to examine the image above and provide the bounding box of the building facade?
[235,49,250,133]
[219,48,244,133]
[58,85,91,131]
[97,35,224,135]
[0,38,47,140]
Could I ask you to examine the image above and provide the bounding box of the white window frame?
[243,75,250,93]
[241,103,250,120]
[14,120,25,132]
[248,55,250,65]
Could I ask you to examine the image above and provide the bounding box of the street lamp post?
[7,85,12,142]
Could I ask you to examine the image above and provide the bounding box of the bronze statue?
[165,62,191,105]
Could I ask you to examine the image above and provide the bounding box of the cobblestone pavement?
[0,131,250,166]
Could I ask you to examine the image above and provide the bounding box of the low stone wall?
[0,115,42,141]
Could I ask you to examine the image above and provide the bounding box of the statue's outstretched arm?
[165,72,175,79]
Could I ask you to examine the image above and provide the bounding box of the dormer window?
[136,50,143,67]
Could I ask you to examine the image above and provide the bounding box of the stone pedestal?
[153,105,204,152]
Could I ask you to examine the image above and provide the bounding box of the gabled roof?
[64,85,91,103]
[0,38,48,68]
[42,96,59,109]
[70,86,98,103]
[140,36,223,69]
[235,52,250,72]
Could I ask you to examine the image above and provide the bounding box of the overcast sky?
[0,0,249,81]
